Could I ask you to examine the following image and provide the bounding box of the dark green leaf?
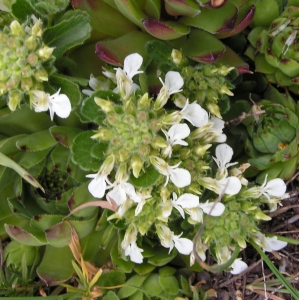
[130,165,160,188]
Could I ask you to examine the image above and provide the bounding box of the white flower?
[213,144,238,180]
[162,123,190,158]
[180,100,209,127]
[107,179,140,206]
[162,192,199,219]
[31,88,71,121]
[244,175,287,200]
[124,240,144,264]
[186,201,225,223]
[114,53,143,99]
[260,176,287,200]
[156,224,193,255]
[155,71,184,110]
[150,156,191,188]
[253,232,287,252]
[82,74,110,96]
[86,155,115,199]
[86,173,111,199]
[230,258,248,275]
[209,116,227,143]
[121,225,143,263]
[200,176,242,196]
[134,191,152,216]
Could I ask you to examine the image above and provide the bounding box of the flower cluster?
[0,17,56,111]
[84,53,288,273]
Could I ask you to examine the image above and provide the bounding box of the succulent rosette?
[241,85,299,183]
[247,4,299,94]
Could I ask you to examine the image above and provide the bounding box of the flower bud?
[99,154,115,175]
[25,36,39,51]
[34,68,48,82]
[237,237,247,248]
[106,112,119,125]
[130,154,144,178]
[160,186,170,201]
[31,19,43,37]
[171,49,186,66]
[8,90,22,111]
[218,66,235,76]
[173,93,187,108]
[21,65,33,77]
[194,144,212,157]
[115,163,128,182]
[10,20,25,37]
[255,210,272,221]
[94,97,114,113]
[220,85,234,96]
[124,99,136,114]
[21,77,34,91]
[37,45,54,60]
[207,103,222,119]
[154,88,169,110]
[138,92,151,109]
[27,52,39,66]
[152,135,167,149]
[118,148,130,162]
[91,127,113,141]
[138,145,150,159]
[0,82,7,95]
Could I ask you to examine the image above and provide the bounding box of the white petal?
[135,199,145,216]
[169,167,191,188]
[165,71,184,94]
[230,258,248,275]
[215,144,234,168]
[199,201,225,216]
[107,185,127,205]
[88,176,106,198]
[168,123,190,142]
[217,177,242,195]
[50,93,71,119]
[173,235,193,255]
[123,53,143,78]
[264,236,287,252]
[175,193,199,208]
[264,178,286,197]
[211,116,225,131]
[183,102,209,127]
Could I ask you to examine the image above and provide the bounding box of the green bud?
[241,202,257,211]
[8,90,22,111]
[0,82,7,95]
[207,103,222,119]
[220,85,234,96]
[150,119,161,132]
[115,163,128,182]
[27,52,38,66]
[138,92,151,109]
[122,115,135,124]
[118,148,130,162]
[160,186,170,201]
[6,74,21,89]
[94,97,114,113]
[138,145,150,159]
[10,20,25,37]
[21,77,33,91]
[218,66,235,76]
[124,99,136,114]
[152,135,167,149]
[99,154,115,175]
[237,237,247,249]
[106,112,119,125]
[141,132,152,144]
[24,36,38,51]
[21,65,33,77]
[194,144,212,157]
[7,36,21,49]
[34,68,48,81]
[91,127,113,141]
[137,110,148,121]
[0,70,10,81]
[130,154,144,178]
[139,123,149,133]
[31,19,43,36]
[255,210,272,221]
[37,46,54,60]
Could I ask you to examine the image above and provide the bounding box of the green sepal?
[43,10,91,58]
[36,245,73,285]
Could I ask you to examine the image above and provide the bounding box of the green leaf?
[111,243,134,273]
[103,291,120,300]
[71,131,102,171]
[36,245,73,285]
[30,215,63,231]
[145,40,173,64]
[11,0,46,22]
[142,273,163,296]
[43,10,91,58]
[35,0,69,15]
[45,221,72,248]
[169,29,226,63]
[133,262,156,275]
[158,266,176,277]
[16,148,51,170]
[118,286,138,299]
[16,130,57,152]
[159,275,179,295]
[5,224,47,246]
[148,247,177,266]
[0,152,44,191]
[251,0,279,27]
[97,270,126,287]
[50,126,83,148]
[69,211,98,239]
[130,165,160,188]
